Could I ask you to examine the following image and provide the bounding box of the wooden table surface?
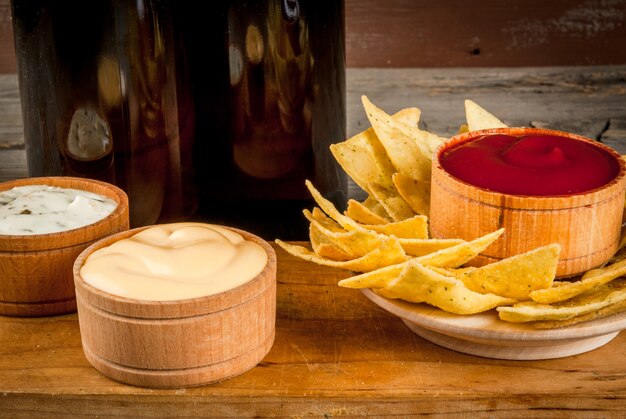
[1,67,626,417]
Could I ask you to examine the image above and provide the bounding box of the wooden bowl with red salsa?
[430,127,626,277]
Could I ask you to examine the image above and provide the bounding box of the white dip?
[0,184,118,235]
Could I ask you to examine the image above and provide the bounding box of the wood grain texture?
[0,243,625,416]
[0,0,13,74]
[0,176,129,317]
[346,66,626,140]
[430,127,626,277]
[73,226,277,388]
[1,0,626,73]
[345,0,626,67]
[3,65,626,173]
[0,73,22,148]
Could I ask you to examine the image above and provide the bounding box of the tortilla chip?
[392,172,430,217]
[275,238,408,273]
[465,99,507,131]
[368,182,415,222]
[391,107,421,128]
[415,228,505,268]
[308,213,351,260]
[309,226,353,261]
[309,205,442,259]
[306,180,363,231]
[345,199,390,225]
[363,215,429,239]
[452,244,560,299]
[304,209,383,257]
[498,278,626,324]
[375,261,516,315]
[329,128,396,193]
[338,263,405,289]
[310,206,344,229]
[363,195,393,220]
[398,237,465,257]
[398,124,446,158]
[362,96,431,182]
[534,296,626,329]
[530,257,626,304]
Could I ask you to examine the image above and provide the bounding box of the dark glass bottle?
[11,0,346,240]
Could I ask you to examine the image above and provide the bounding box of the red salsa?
[440,134,620,196]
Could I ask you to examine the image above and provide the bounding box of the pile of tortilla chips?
[276,96,626,328]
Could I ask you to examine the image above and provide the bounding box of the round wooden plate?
[361,288,626,360]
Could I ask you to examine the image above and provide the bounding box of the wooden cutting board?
[0,242,625,417]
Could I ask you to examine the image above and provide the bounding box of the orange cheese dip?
[80,223,267,301]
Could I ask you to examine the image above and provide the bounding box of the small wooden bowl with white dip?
[73,223,277,388]
[0,176,129,317]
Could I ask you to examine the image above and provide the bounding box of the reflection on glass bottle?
[231,0,312,180]
[188,0,346,239]
[12,0,345,239]
[11,0,195,227]
[65,107,112,161]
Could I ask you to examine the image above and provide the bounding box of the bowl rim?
[0,176,129,251]
[434,127,626,206]
[73,223,278,319]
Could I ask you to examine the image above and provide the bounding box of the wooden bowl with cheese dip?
[430,127,626,277]
[72,223,277,388]
[0,176,129,317]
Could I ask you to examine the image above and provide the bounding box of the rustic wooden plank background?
[3,64,626,195]
[1,0,626,73]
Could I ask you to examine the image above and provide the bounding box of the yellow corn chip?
[304,209,383,257]
[416,228,505,268]
[452,244,560,300]
[498,278,626,323]
[329,106,428,194]
[362,195,392,220]
[362,96,431,182]
[391,107,421,128]
[329,128,396,193]
[306,180,362,231]
[364,215,429,239]
[530,257,626,304]
[339,239,466,288]
[533,297,626,329]
[314,244,352,261]
[308,207,344,232]
[309,206,441,257]
[338,263,405,289]
[344,199,390,225]
[392,172,430,217]
[309,220,354,261]
[399,237,466,257]
[465,99,507,131]
[275,238,408,273]
[394,121,446,158]
[375,261,516,315]
[368,182,415,222]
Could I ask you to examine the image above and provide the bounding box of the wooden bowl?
[0,176,129,317]
[430,127,626,277]
[73,225,277,389]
